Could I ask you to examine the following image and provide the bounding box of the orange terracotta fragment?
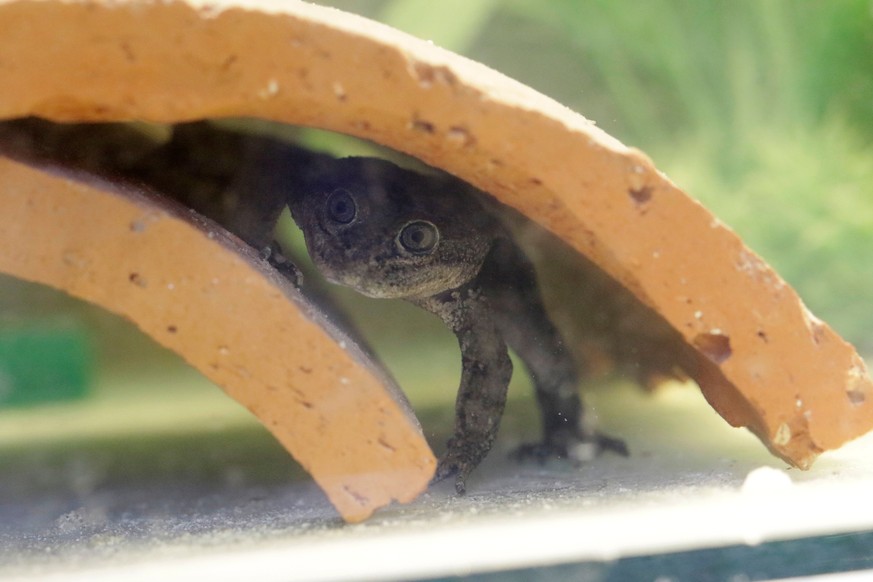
[0,0,871,478]
[0,154,436,522]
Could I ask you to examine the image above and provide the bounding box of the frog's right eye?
[397,220,439,255]
[326,189,357,224]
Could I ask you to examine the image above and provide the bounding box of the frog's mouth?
[319,267,407,300]
[311,254,438,300]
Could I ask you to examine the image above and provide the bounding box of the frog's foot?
[430,436,493,495]
[259,241,303,287]
[511,432,628,466]
[430,453,471,495]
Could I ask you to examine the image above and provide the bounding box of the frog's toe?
[431,452,471,495]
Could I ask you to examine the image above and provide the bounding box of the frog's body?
[121,122,626,491]
[287,156,626,491]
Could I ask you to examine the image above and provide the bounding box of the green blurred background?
[0,0,870,414]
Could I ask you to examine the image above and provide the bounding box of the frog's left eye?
[326,189,357,224]
[397,220,439,255]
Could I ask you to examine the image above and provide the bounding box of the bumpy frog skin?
[287,156,626,492]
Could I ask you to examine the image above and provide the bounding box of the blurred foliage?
[319,0,873,351]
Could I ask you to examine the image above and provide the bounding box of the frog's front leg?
[480,237,628,464]
[414,284,513,494]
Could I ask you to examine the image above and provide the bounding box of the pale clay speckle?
[258,79,280,99]
[332,82,347,100]
[773,423,792,446]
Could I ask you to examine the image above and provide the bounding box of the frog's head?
[290,157,494,299]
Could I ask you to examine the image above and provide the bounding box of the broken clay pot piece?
[0,153,436,523]
[0,0,871,513]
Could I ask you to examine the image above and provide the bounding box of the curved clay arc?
[0,154,435,523]
[0,0,871,475]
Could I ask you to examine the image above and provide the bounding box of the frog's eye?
[326,189,357,224]
[397,220,439,255]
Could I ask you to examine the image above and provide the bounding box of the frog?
[285,154,628,493]
[0,118,626,492]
